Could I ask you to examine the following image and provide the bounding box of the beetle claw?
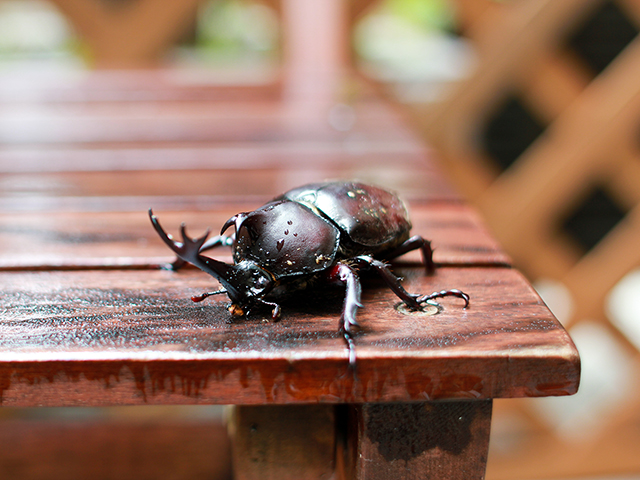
[344,332,357,367]
[418,289,470,308]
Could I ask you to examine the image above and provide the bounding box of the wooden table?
[0,71,579,479]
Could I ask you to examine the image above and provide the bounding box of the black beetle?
[149,181,468,364]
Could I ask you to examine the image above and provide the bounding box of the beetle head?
[222,259,275,313]
[149,210,275,313]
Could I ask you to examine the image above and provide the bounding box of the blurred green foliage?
[385,0,455,32]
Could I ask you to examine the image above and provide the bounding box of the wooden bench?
[0,70,579,479]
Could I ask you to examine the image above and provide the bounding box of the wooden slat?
[0,266,578,406]
[49,0,202,66]
[419,0,600,202]
[0,168,458,205]
[0,203,509,270]
[0,70,282,104]
[0,143,429,174]
[487,401,640,479]
[0,97,417,145]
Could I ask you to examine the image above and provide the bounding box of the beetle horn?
[149,209,243,300]
[221,213,247,236]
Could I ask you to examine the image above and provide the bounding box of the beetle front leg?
[327,262,363,366]
[255,298,282,321]
[381,235,435,274]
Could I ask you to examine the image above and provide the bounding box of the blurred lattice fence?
[410,0,640,478]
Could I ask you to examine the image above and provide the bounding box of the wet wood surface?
[0,69,579,479]
[0,266,577,406]
[0,203,508,270]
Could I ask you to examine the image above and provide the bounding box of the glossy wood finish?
[0,265,577,407]
[0,203,508,270]
[0,266,576,407]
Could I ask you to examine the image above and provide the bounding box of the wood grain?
[0,97,417,146]
[0,266,579,406]
[0,69,282,104]
[0,203,508,270]
[0,168,459,207]
[229,405,335,480]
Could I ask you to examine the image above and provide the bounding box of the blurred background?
[1,0,640,479]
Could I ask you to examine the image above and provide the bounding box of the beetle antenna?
[191,289,227,302]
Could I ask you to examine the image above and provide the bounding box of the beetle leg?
[352,256,423,310]
[381,235,435,274]
[355,256,470,310]
[255,298,282,321]
[327,262,363,366]
[418,289,470,308]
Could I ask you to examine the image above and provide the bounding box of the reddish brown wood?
[0,97,417,146]
[0,143,430,174]
[0,203,508,270]
[0,168,458,205]
[229,405,335,480]
[0,67,580,480]
[0,415,232,480]
[0,70,282,104]
[342,400,492,480]
[0,266,578,406]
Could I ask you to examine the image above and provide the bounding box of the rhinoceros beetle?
[149,181,468,365]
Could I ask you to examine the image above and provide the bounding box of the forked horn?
[148,209,242,300]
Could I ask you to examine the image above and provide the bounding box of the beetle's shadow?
[233,275,391,326]
[234,287,344,324]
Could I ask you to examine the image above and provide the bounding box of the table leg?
[229,404,336,480]
[340,400,493,480]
